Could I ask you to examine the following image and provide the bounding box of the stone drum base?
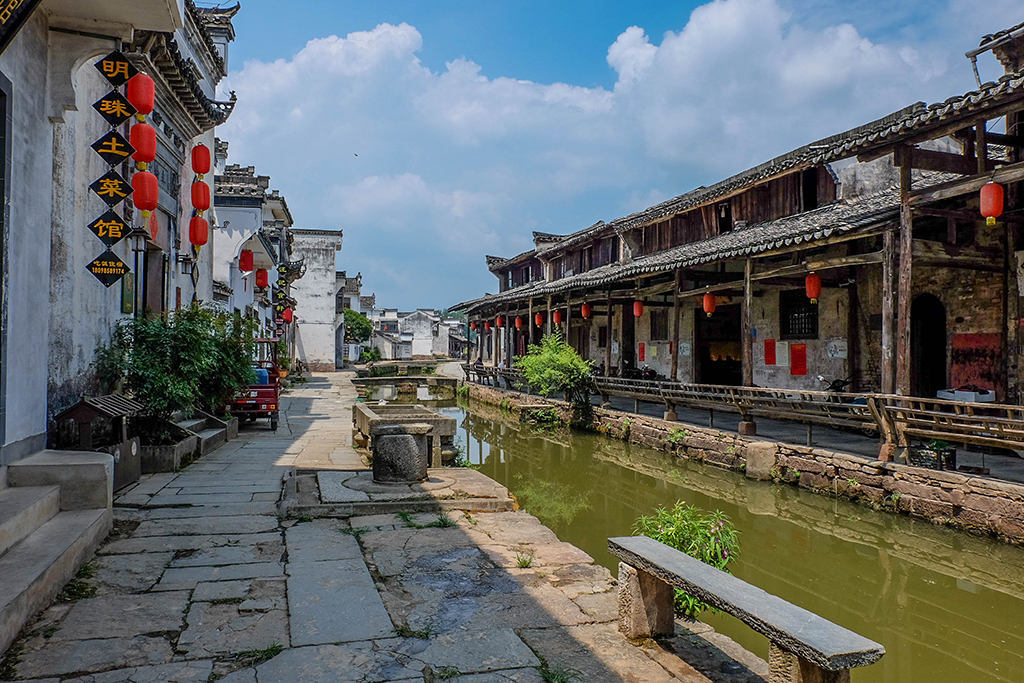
[371,423,431,484]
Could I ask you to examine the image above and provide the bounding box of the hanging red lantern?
[581,303,591,319]
[131,170,158,218]
[189,216,209,249]
[484,321,491,331]
[496,315,504,328]
[192,144,212,178]
[239,249,254,272]
[125,73,155,120]
[129,123,156,170]
[256,269,269,288]
[191,181,211,214]
[633,301,644,318]
[282,307,293,323]
[980,182,1004,226]
[805,272,822,304]
[535,313,544,327]
[470,321,477,331]
[703,293,717,317]
[515,317,523,330]
[553,310,562,325]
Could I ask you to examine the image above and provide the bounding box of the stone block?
[745,442,778,481]
[738,421,757,436]
[617,562,674,640]
[8,451,113,511]
[371,424,431,484]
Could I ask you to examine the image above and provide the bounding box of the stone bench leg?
[430,436,442,468]
[768,643,850,683]
[617,562,674,640]
[663,402,677,422]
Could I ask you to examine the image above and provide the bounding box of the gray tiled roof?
[452,172,958,314]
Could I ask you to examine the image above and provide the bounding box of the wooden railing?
[461,366,1024,456]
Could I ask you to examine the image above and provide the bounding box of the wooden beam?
[893,145,977,175]
[671,270,681,382]
[977,124,988,175]
[751,226,888,259]
[881,223,896,395]
[896,164,913,396]
[752,251,884,281]
[742,258,753,387]
[907,159,1024,205]
[605,288,613,375]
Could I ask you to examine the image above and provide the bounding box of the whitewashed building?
[290,229,344,371]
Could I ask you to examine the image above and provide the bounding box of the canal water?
[438,400,1024,683]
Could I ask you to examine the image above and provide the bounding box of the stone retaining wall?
[463,382,1024,544]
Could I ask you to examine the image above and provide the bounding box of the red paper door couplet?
[638,343,645,362]
[764,339,776,365]
[790,343,807,376]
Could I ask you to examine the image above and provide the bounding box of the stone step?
[0,508,110,655]
[197,427,227,455]
[176,418,208,433]
[0,486,60,558]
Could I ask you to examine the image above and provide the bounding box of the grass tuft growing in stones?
[340,526,370,537]
[515,553,534,568]
[435,666,462,679]
[56,563,98,602]
[209,596,246,606]
[537,656,581,682]
[231,643,285,667]
[396,511,458,530]
[393,624,433,639]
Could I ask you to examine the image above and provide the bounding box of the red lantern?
[239,249,254,272]
[131,171,158,217]
[256,269,270,288]
[535,313,544,327]
[192,144,212,178]
[129,123,156,169]
[470,321,477,331]
[484,321,491,331]
[191,181,211,214]
[515,317,523,330]
[126,73,155,120]
[189,216,209,249]
[805,272,822,304]
[581,303,591,319]
[496,315,504,328]
[282,307,293,323]
[703,293,717,317]
[633,301,644,318]
[553,310,562,325]
[981,182,1004,226]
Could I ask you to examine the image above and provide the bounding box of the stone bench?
[608,535,884,683]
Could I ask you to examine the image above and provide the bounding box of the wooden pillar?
[546,295,553,336]
[605,288,613,375]
[670,270,681,382]
[566,291,573,350]
[528,299,534,348]
[505,306,512,367]
[881,226,896,395]
[896,163,913,396]
[742,258,753,387]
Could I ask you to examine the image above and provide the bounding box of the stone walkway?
[0,373,766,683]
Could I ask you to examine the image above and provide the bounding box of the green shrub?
[514,333,594,425]
[359,346,382,363]
[633,502,739,619]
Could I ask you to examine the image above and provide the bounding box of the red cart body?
[229,339,282,431]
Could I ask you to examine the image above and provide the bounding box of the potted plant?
[276,339,291,379]
[908,439,957,471]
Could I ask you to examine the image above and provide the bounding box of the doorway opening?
[695,304,742,385]
[911,293,947,399]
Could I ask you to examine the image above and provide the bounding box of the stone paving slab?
[90,553,175,595]
[317,472,370,502]
[14,636,176,679]
[178,602,289,658]
[61,660,214,683]
[99,532,282,555]
[457,669,546,683]
[220,641,422,683]
[168,541,284,567]
[145,493,259,506]
[192,580,253,601]
[132,515,279,537]
[287,559,395,646]
[285,521,363,563]
[154,562,285,591]
[128,503,280,519]
[394,628,540,674]
[51,591,190,641]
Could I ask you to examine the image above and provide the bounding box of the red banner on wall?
[764,339,776,365]
[638,342,645,362]
[790,343,807,376]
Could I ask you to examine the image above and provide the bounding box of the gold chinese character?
[95,220,123,238]
[101,60,130,80]
[0,0,24,24]
[97,137,130,158]
[99,99,131,119]
[96,179,127,198]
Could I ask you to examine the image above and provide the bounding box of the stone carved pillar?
[617,562,674,640]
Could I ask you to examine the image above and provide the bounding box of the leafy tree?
[343,308,373,343]
[633,502,739,619]
[513,332,594,424]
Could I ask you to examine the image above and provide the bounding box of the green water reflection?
[443,402,1024,683]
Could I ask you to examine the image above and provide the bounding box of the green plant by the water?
[668,428,689,445]
[633,502,739,619]
[514,332,594,424]
[359,346,382,363]
[457,384,470,399]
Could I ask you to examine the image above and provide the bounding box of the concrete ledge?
[8,451,114,511]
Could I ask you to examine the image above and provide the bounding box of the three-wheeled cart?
[229,338,282,431]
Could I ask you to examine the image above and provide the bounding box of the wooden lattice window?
[779,290,818,340]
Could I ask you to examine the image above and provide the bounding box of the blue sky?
[212,0,1017,310]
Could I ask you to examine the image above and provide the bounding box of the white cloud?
[218,1,997,308]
